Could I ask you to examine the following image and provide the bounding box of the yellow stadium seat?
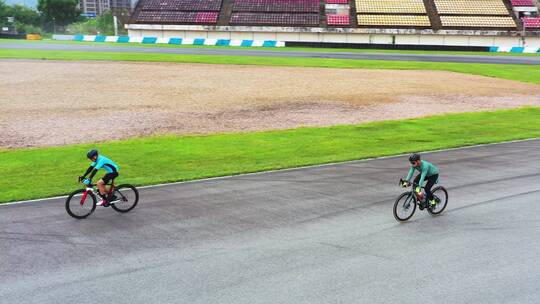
[440,16,517,27]
[357,14,431,26]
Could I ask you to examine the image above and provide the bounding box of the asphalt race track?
[1,139,540,303]
[2,42,540,65]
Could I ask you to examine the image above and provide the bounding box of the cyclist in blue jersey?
[402,153,439,210]
[79,149,120,207]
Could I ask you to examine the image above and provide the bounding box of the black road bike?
[393,179,448,222]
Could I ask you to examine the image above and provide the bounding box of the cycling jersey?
[406,160,439,186]
[91,155,119,173]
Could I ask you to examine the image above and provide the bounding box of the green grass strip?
[1,49,540,84]
[2,38,540,57]
[1,107,540,203]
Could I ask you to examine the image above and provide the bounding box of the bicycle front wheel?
[66,189,96,219]
[428,186,448,215]
[393,192,416,222]
[111,184,139,213]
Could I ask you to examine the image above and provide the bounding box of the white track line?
[2,137,538,206]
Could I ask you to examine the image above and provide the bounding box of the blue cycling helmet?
[87,149,98,159]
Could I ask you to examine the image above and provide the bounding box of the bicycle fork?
[80,188,93,206]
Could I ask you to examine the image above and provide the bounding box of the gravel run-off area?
[1,60,540,148]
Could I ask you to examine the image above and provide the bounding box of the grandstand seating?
[130,0,528,30]
[523,17,540,27]
[142,0,222,11]
[355,0,426,14]
[232,0,320,13]
[134,0,222,24]
[327,14,350,25]
[434,0,508,15]
[134,11,220,23]
[357,14,431,26]
[326,0,349,3]
[511,0,535,6]
[440,16,517,27]
[230,12,320,25]
[230,0,321,26]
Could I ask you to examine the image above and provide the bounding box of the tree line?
[0,0,126,36]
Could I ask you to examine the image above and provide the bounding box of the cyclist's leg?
[102,172,119,198]
[97,178,107,197]
[425,174,439,201]
[99,173,117,197]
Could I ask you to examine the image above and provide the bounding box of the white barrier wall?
[126,24,540,48]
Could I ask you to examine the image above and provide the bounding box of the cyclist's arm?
[85,159,104,180]
[81,166,95,179]
[87,168,98,180]
[418,167,428,186]
[405,167,414,181]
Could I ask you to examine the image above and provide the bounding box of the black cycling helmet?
[87,149,98,159]
[409,153,421,163]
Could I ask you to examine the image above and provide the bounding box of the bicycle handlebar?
[399,179,424,189]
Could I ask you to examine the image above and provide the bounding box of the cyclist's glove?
[82,178,91,186]
[415,186,421,193]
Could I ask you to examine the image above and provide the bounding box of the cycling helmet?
[409,153,421,163]
[87,149,98,159]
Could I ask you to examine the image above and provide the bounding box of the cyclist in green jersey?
[403,153,439,209]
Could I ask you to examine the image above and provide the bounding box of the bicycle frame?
[79,182,116,206]
[400,179,425,203]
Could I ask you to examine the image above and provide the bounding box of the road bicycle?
[393,179,448,222]
[65,179,139,219]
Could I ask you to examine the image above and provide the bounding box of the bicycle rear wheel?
[428,186,448,215]
[111,184,139,213]
[66,189,96,219]
[393,192,416,222]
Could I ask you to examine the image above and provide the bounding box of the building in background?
[79,0,138,16]
[110,0,133,11]
[79,0,110,16]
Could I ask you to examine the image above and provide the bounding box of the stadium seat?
[523,17,540,28]
[434,0,509,15]
[510,0,535,6]
[230,12,320,25]
[326,0,349,3]
[232,0,320,13]
[142,0,223,11]
[327,14,350,25]
[195,12,220,23]
[135,11,221,23]
[440,16,517,27]
[356,0,426,14]
[357,14,431,26]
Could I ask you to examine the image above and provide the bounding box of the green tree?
[67,11,120,35]
[6,4,41,26]
[8,4,41,26]
[0,0,8,27]
[67,17,97,35]
[37,0,79,26]
[96,11,114,35]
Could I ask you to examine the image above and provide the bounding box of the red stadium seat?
[510,0,535,6]
[523,17,540,28]
[327,14,350,25]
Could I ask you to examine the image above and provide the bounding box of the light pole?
[113,15,118,36]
